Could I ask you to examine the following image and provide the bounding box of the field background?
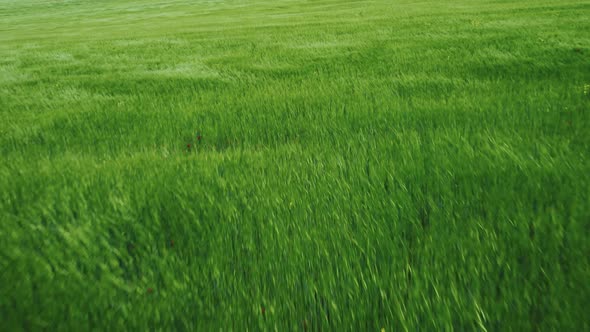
[1,0,589,330]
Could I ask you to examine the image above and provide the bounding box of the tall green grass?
[1,0,589,330]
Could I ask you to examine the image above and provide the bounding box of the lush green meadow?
[1,0,589,330]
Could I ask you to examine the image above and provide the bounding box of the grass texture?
[1,0,589,330]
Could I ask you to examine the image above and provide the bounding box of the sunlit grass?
[1,0,589,330]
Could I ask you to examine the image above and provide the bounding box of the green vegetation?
[1,0,589,330]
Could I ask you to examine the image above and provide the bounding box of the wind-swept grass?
[1,0,589,330]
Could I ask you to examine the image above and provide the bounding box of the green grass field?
[1,0,589,330]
